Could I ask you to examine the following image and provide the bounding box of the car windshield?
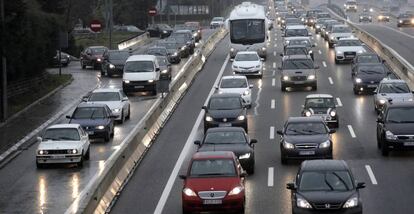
[379,83,410,93]
[212,17,224,21]
[285,28,308,37]
[109,52,129,60]
[89,92,120,101]
[332,26,351,33]
[337,40,362,46]
[43,128,80,141]
[72,107,106,119]
[358,65,386,75]
[235,53,259,61]
[386,107,414,123]
[159,42,178,49]
[146,48,167,56]
[286,47,308,55]
[283,59,313,69]
[299,171,354,191]
[230,19,265,44]
[317,13,330,18]
[305,98,335,108]
[91,48,106,54]
[157,56,169,66]
[204,131,246,144]
[288,39,311,47]
[399,14,412,18]
[124,61,154,73]
[285,122,327,135]
[209,97,242,110]
[190,159,236,177]
[357,55,381,63]
[220,78,248,88]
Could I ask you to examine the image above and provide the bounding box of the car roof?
[286,25,307,29]
[206,127,246,133]
[210,93,241,98]
[77,102,108,108]
[356,53,379,57]
[332,24,349,28]
[283,55,312,60]
[301,160,349,171]
[287,116,325,123]
[47,124,80,129]
[192,151,235,160]
[126,55,157,62]
[92,88,121,93]
[221,75,247,80]
[306,94,333,99]
[236,51,259,55]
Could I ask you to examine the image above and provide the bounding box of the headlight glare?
[239,153,251,159]
[297,196,312,208]
[161,69,168,74]
[183,188,197,196]
[385,130,397,140]
[148,79,154,83]
[96,125,105,130]
[343,196,358,208]
[243,90,250,95]
[123,80,130,84]
[305,111,312,117]
[379,99,386,105]
[109,64,115,69]
[237,115,246,121]
[355,78,362,83]
[229,186,244,195]
[319,140,331,148]
[283,141,294,149]
[307,75,316,80]
[283,75,289,81]
[113,108,121,113]
[330,110,336,117]
[205,116,213,122]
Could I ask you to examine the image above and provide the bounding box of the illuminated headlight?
[193,33,198,37]
[369,8,373,12]
[360,16,363,19]
[411,19,414,24]
[301,18,305,22]
[38,150,48,155]
[399,20,403,23]
[316,25,320,29]
[330,36,335,40]
[161,69,168,74]
[344,4,346,7]
[239,153,251,159]
[228,186,244,195]
[379,99,387,105]
[283,141,294,149]
[378,16,383,19]
[408,98,414,101]
[386,16,390,19]
[97,58,102,62]
[282,20,285,23]
[163,30,167,33]
[310,20,314,23]
[237,115,246,121]
[283,75,289,81]
[369,16,372,19]
[148,79,154,83]
[183,188,197,197]
[358,50,365,54]
[385,130,397,140]
[230,48,235,52]
[296,196,312,208]
[123,80,130,84]
[336,50,343,55]
[330,110,336,117]
[109,64,115,69]
[305,111,312,117]
[278,17,281,21]
[112,108,121,113]
[96,125,105,130]
[261,47,266,51]
[243,90,250,95]
[307,75,315,80]
[326,31,329,35]
[68,149,78,154]
[343,196,358,208]
[319,140,331,148]
[197,30,201,33]
[205,116,213,122]
[181,46,187,50]
[355,6,357,9]
[355,78,362,83]
[171,52,178,56]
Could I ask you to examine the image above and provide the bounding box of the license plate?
[345,55,354,58]
[293,81,305,84]
[87,131,94,135]
[134,86,144,89]
[299,151,315,155]
[404,142,414,146]
[367,84,377,88]
[219,123,232,127]
[52,155,66,159]
[203,199,222,205]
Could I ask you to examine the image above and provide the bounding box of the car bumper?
[336,54,357,61]
[182,195,244,213]
[107,67,124,75]
[233,68,262,76]
[281,79,317,87]
[281,147,332,159]
[384,139,414,151]
[292,206,362,214]
[84,129,109,138]
[168,55,180,63]
[205,120,248,131]
[36,154,82,164]
[354,83,378,93]
[123,81,157,93]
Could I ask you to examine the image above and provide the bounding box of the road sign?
[90,20,102,32]
[148,8,157,16]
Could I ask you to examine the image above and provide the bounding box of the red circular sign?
[148,8,157,16]
[90,20,102,32]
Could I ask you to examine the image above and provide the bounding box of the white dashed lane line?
[336,97,343,107]
[270,126,275,139]
[318,50,322,54]
[272,78,275,87]
[365,165,378,185]
[322,61,327,67]
[347,125,356,138]
[328,77,334,85]
[268,167,274,187]
[271,99,275,109]
[273,62,276,69]
[273,51,276,56]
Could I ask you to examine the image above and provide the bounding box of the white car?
[84,88,131,123]
[217,76,253,108]
[328,24,353,47]
[283,25,311,39]
[334,38,366,64]
[36,124,90,168]
[374,79,414,112]
[210,17,225,28]
[232,51,264,78]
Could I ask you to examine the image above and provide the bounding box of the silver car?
[374,79,414,113]
[279,55,319,91]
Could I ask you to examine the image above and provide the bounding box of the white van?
[122,55,160,95]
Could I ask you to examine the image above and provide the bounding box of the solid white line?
[153,55,230,214]
[365,165,378,185]
[271,99,275,109]
[270,126,275,139]
[273,62,276,68]
[268,167,274,187]
[347,125,356,138]
[328,77,334,85]
[272,78,275,86]
[314,42,317,47]
[322,61,327,67]
[336,97,343,107]
[318,50,322,54]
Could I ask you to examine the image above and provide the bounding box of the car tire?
[335,59,339,64]
[151,89,157,96]
[111,126,115,137]
[104,131,110,142]
[182,207,191,214]
[119,111,125,124]
[36,162,44,169]
[85,147,90,160]
[312,84,317,91]
[377,137,382,149]
[77,156,84,168]
[246,165,254,175]
[381,141,389,156]
[281,84,286,92]
[126,107,131,120]
[81,61,86,69]
[281,156,288,165]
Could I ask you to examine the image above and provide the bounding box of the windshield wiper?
[287,128,308,135]
[302,129,325,134]
[44,137,58,141]
[332,172,350,191]
[324,174,334,191]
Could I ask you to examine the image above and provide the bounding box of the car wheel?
[110,126,115,137]
[126,107,131,120]
[246,165,255,175]
[281,156,288,165]
[85,147,90,160]
[151,90,157,96]
[377,136,382,149]
[312,84,317,91]
[104,131,110,142]
[119,111,125,124]
[182,207,191,214]
[381,138,389,156]
[335,59,339,64]
[77,155,84,168]
[281,84,286,92]
[36,162,44,169]
[81,61,86,69]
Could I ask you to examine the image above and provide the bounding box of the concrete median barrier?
[117,32,151,51]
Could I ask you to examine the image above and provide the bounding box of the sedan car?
[328,25,353,48]
[397,13,414,27]
[302,94,339,128]
[195,127,257,174]
[180,151,246,214]
[36,124,90,168]
[353,63,389,94]
[80,46,108,70]
[157,56,172,80]
[52,51,71,67]
[152,43,181,64]
[232,51,264,78]
[351,53,383,72]
[277,117,335,164]
[170,30,196,51]
[203,93,248,132]
[185,21,202,42]
[84,88,130,123]
[334,38,366,63]
[282,45,314,61]
[374,79,413,112]
[210,17,225,28]
[377,12,390,22]
[167,37,193,57]
[67,103,115,142]
[359,12,372,22]
[279,55,319,91]
[287,160,365,214]
[101,50,130,77]
[146,24,173,38]
[217,75,253,108]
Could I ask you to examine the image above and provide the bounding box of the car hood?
[38,140,83,150]
[376,93,413,102]
[283,69,315,76]
[123,72,156,81]
[335,46,365,52]
[185,177,241,192]
[208,109,244,119]
[108,59,126,66]
[70,118,109,126]
[86,101,122,110]
[197,144,252,156]
[386,123,414,135]
[92,54,103,59]
[299,191,355,204]
[356,74,387,82]
[218,88,247,95]
[233,61,260,68]
[284,134,329,144]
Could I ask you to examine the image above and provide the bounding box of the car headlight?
[326,31,329,35]
[38,150,48,155]
[237,115,246,121]
[261,47,266,51]
[112,108,121,113]
[343,196,358,208]
[336,50,343,54]
[355,78,362,83]
[305,110,312,117]
[255,65,261,68]
[148,79,154,83]
[385,130,397,140]
[283,75,289,81]
[68,149,78,154]
[228,186,244,195]
[370,8,373,12]
[205,116,213,122]
[360,16,363,19]
[399,20,403,23]
[181,46,186,50]
[316,25,320,29]
[239,153,251,159]
[193,33,198,37]
[301,18,305,22]
[283,141,294,149]
[307,75,316,80]
[96,125,105,130]
[369,16,372,19]
[123,80,130,84]
[319,140,331,148]
[161,69,168,74]
[278,17,281,21]
[411,19,414,24]
[183,188,197,197]
[163,30,167,33]
[243,90,250,95]
[330,36,335,40]
[109,64,115,69]
[97,58,102,62]
[172,52,178,56]
[282,20,285,23]
[358,50,365,54]
[232,65,239,69]
[386,16,389,19]
[379,99,387,105]
[296,196,312,209]
[330,110,336,117]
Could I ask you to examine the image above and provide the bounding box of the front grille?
[46,150,69,154]
[214,117,236,122]
[344,52,356,56]
[83,126,94,130]
[397,135,414,140]
[313,203,342,209]
[295,143,318,149]
[291,76,307,81]
[198,191,227,199]
[240,66,254,69]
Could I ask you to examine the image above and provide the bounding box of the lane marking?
[382,25,414,39]
[272,78,275,87]
[273,62,276,69]
[314,42,317,47]
[274,43,277,48]
[365,165,378,185]
[318,50,322,54]
[274,37,277,41]
[336,97,343,107]
[347,125,356,138]
[328,77,334,85]
[153,55,230,214]
[273,51,276,56]
[272,70,275,76]
[268,167,274,187]
[322,61,327,67]
[270,126,275,139]
[271,99,275,109]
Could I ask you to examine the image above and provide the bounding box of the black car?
[397,13,414,27]
[166,37,192,57]
[282,45,314,61]
[277,117,335,164]
[101,50,130,77]
[170,30,195,51]
[287,160,365,214]
[147,24,173,38]
[156,56,172,80]
[352,63,389,94]
[351,53,383,72]
[156,41,182,64]
[194,127,257,174]
[359,12,372,22]
[66,103,116,142]
[203,93,248,132]
[52,51,71,67]
[302,94,339,128]
[377,12,390,22]
[377,101,414,156]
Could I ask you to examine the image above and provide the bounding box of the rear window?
[190,159,236,177]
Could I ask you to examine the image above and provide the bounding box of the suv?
[80,46,108,70]
[377,101,414,155]
[334,38,365,64]
[374,79,413,112]
[122,55,160,95]
[302,94,339,128]
[279,55,319,92]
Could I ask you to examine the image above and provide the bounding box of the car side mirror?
[122,97,128,102]
[249,84,253,89]
[37,136,42,142]
[286,182,296,190]
[194,140,201,145]
[82,96,88,102]
[66,115,71,119]
[230,58,234,62]
[261,58,265,61]
[214,86,219,90]
[314,65,320,69]
[356,182,366,189]
[277,130,283,135]
[329,129,336,134]
[240,171,248,177]
[250,139,258,144]
[376,116,383,123]
[280,53,284,57]
[179,175,187,179]
[156,67,160,72]
[202,106,207,110]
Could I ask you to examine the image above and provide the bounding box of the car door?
[78,127,89,154]
[105,106,114,129]
[376,107,386,140]
[119,91,128,112]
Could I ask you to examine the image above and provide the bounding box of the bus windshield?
[230,19,265,44]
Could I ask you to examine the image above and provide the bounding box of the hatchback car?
[180,151,246,214]
[217,76,253,108]
[351,53,383,72]
[80,46,109,70]
[101,50,130,77]
[374,79,413,112]
[287,160,365,214]
[334,38,366,63]
[279,55,319,91]
[302,94,339,128]
[232,51,263,78]
[195,127,257,174]
[277,117,335,164]
[353,63,389,94]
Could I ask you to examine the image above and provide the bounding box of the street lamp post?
[0,0,7,122]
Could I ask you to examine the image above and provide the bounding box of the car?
[313,18,331,33]
[281,14,299,28]
[146,24,173,38]
[217,75,253,108]
[322,21,343,40]
[144,46,169,57]
[344,0,358,12]
[359,12,372,22]
[166,37,193,57]
[113,25,144,33]
[195,127,257,174]
[352,63,389,94]
[156,56,172,80]
[287,160,365,214]
[328,24,353,48]
[284,37,315,55]
[36,124,90,168]
[203,93,248,132]
[315,12,330,20]
[351,53,383,73]
[374,79,413,113]
[282,18,303,29]
[66,103,116,142]
[397,13,414,27]
[83,88,131,123]
[179,151,246,214]
[155,42,182,64]
[210,17,225,28]
[169,30,195,53]
[282,45,314,61]
[283,25,311,38]
[377,12,390,22]
[122,55,161,95]
[277,117,335,164]
[279,55,319,91]
[185,21,202,42]
[305,9,323,26]
[231,51,264,78]
[277,10,289,24]
[302,94,339,128]
[52,51,71,67]
[101,50,130,77]
[334,38,366,64]
[80,46,108,70]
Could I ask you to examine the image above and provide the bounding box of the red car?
[180,151,246,214]
[80,46,108,70]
